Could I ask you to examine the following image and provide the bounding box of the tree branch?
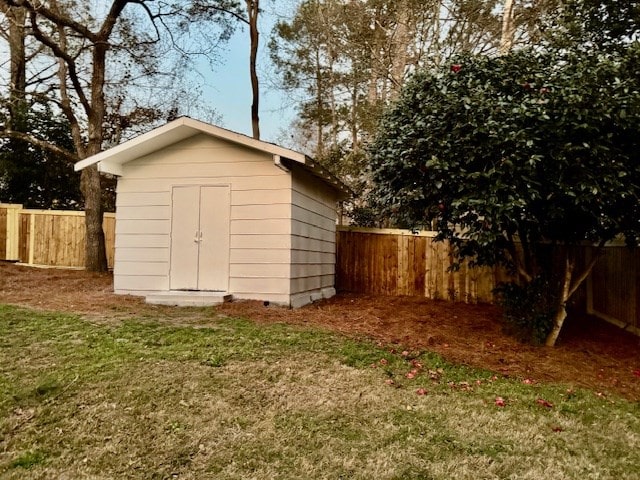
[26,10,92,115]
[4,0,97,40]
[98,0,129,40]
[567,240,607,299]
[125,0,162,45]
[190,2,248,25]
[506,231,533,283]
[0,128,79,162]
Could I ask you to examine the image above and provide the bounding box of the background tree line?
[269,0,559,210]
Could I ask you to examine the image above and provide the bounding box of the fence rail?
[0,203,115,269]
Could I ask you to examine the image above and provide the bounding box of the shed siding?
[290,166,339,306]
[113,134,293,303]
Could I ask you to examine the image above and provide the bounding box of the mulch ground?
[1,262,639,400]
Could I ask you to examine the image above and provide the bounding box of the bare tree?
[187,0,266,138]
[246,0,260,139]
[0,0,238,271]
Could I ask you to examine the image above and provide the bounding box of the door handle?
[194,231,201,243]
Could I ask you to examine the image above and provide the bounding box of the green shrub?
[495,277,556,345]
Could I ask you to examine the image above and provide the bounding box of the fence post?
[2,203,23,261]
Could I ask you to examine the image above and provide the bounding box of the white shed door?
[170,185,230,291]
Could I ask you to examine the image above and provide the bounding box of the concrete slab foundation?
[145,291,232,307]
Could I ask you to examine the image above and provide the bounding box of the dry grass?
[1,305,639,479]
[1,262,639,400]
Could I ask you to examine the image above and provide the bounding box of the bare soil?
[1,261,639,400]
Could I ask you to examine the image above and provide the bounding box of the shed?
[74,117,349,307]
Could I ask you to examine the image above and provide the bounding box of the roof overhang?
[280,156,351,200]
[74,116,350,198]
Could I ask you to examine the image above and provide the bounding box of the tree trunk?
[81,36,110,272]
[80,165,107,272]
[545,304,567,348]
[500,0,516,55]
[390,1,410,99]
[5,4,27,129]
[247,0,260,140]
[545,250,574,347]
[314,46,324,159]
[350,82,359,152]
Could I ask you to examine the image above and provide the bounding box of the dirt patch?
[1,261,639,399]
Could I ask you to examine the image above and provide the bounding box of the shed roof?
[74,116,350,197]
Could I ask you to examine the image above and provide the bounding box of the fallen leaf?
[633,369,640,378]
[495,396,506,407]
[401,350,410,357]
[536,398,553,409]
[523,378,534,385]
[406,372,416,379]
[384,379,395,386]
[379,358,388,366]
[416,388,428,396]
[551,426,564,433]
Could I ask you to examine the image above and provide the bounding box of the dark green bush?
[495,277,557,345]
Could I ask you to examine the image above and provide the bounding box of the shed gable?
[122,133,284,177]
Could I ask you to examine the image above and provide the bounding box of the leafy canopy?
[0,101,82,209]
[369,46,640,273]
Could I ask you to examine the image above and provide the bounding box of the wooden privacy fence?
[336,226,640,335]
[0,203,115,269]
[336,226,509,304]
[587,243,640,334]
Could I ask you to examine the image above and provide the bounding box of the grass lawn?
[0,304,639,479]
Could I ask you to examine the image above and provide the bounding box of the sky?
[196,3,298,145]
[0,2,300,146]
